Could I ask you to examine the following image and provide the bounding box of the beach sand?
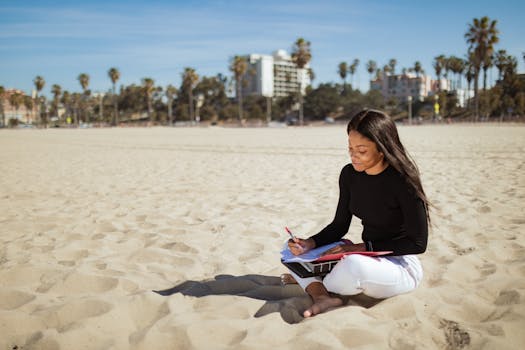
[0,124,524,349]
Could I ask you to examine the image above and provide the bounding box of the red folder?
[314,250,392,262]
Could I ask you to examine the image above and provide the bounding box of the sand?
[0,124,524,349]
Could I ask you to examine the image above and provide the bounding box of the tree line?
[1,16,524,128]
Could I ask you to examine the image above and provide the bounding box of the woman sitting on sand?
[285,109,429,318]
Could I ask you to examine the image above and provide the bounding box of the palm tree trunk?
[266,97,271,124]
[483,68,488,91]
[99,96,103,123]
[237,78,243,123]
[147,97,152,123]
[168,98,173,125]
[474,72,480,122]
[299,89,304,126]
[0,103,5,127]
[466,80,471,109]
[113,84,118,126]
[189,90,195,122]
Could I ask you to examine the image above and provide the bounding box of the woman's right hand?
[288,238,315,256]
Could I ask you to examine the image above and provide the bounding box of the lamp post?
[407,95,412,125]
[195,93,204,123]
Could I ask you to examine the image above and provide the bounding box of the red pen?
[285,226,297,241]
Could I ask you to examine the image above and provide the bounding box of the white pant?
[289,254,423,299]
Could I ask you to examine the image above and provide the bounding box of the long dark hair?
[347,109,430,223]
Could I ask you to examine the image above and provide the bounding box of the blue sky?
[1,0,524,97]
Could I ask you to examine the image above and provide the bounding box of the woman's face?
[348,130,386,175]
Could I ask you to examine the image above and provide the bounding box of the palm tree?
[9,92,24,125]
[443,57,452,86]
[382,65,391,77]
[142,78,155,122]
[494,50,508,82]
[182,67,199,122]
[229,55,248,122]
[71,92,82,125]
[413,61,422,77]
[61,91,72,125]
[23,96,34,124]
[468,51,482,119]
[338,62,348,92]
[455,57,466,90]
[366,60,377,88]
[446,56,463,90]
[0,86,5,127]
[433,55,446,91]
[33,76,45,125]
[51,84,62,121]
[291,37,312,126]
[108,67,120,126]
[77,73,90,92]
[465,16,499,119]
[465,62,475,109]
[349,59,359,88]
[482,53,494,90]
[388,59,397,75]
[77,73,90,123]
[165,84,177,125]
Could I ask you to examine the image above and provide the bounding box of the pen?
[285,226,297,241]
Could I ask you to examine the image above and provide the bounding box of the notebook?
[281,241,392,278]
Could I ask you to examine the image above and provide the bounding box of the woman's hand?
[287,238,316,256]
[321,242,366,256]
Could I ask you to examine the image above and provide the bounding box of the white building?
[370,72,436,102]
[240,50,311,99]
[370,73,476,108]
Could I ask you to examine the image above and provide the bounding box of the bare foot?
[303,295,343,318]
[280,273,297,285]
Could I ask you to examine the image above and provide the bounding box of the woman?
[286,109,429,318]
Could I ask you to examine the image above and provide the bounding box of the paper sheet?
[280,241,342,262]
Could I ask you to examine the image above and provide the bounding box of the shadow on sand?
[153,274,382,324]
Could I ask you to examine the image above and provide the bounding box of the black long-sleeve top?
[310,164,428,256]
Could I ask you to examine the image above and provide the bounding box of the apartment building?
[371,72,478,108]
[370,72,440,102]
[240,49,311,99]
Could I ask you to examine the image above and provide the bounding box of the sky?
[1,0,524,98]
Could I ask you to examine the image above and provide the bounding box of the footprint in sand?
[439,319,470,349]
[161,242,198,254]
[448,242,476,256]
[494,290,520,306]
[37,270,68,293]
[49,273,118,294]
[477,205,491,213]
[92,233,106,240]
[35,299,113,331]
[0,289,36,310]
[478,263,497,277]
[13,331,60,350]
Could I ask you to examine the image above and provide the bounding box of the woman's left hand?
[321,242,366,256]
